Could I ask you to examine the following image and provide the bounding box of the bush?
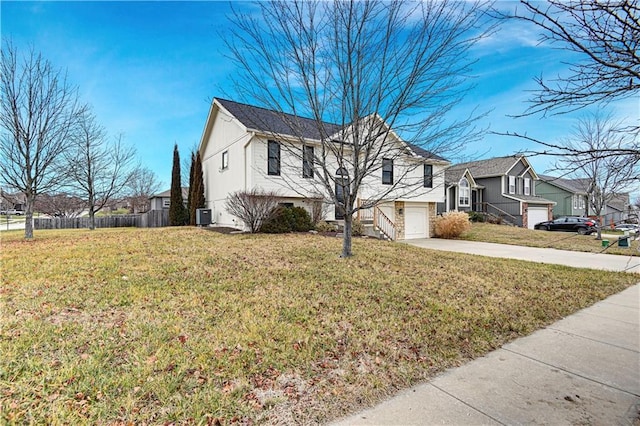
[351,219,365,236]
[260,206,313,233]
[314,220,337,233]
[467,211,485,223]
[434,211,471,238]
[224,189,280,233]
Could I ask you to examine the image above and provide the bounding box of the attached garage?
[527,206,549,229]
[404,204,429,239]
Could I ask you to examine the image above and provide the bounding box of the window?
[162,199,170,208]
[524,178,530,195]
[579,196,585,209]
[459,178,470,207]
[222,151,228,170]
[508,175,516,194]
[573,195,578,209]
[382,158,393,185]
[267,140,280,176]
[423,164,433,188]
[303,145,314,178]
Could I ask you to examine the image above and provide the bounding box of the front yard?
[1,228,637,424]
[461,222,639,256]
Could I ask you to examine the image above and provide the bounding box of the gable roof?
[216,98,342,141]
[150,187,189,200]
[448,155,534,178]
[538,175,589,194]
[212,98,447,162]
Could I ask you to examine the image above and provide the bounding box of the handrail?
[373,206,395,240]
[479,202,518,224]
[357,198,374,221]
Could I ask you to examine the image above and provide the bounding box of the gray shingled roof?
[447,155,523,178]
[217,98,342,141]
[506,194,555,205]
[216,98,446,162]
[150,187,189,199]
[538,175,589,194]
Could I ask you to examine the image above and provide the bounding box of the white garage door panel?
[528,207,548,229]
[405,206,428,239]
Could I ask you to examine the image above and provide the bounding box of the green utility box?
[618,236,630,248]
[601,240,609,247]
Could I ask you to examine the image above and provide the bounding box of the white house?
[197,98,449,240]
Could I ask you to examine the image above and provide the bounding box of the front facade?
[198,98,449,239]
[442,156,554,229]
[536,175,588,218]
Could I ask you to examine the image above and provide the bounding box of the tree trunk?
[89,207,96,230]
[341,214,353,258]
[24,194,34,239]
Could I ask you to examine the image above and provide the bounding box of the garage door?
[527,206,549,229]
[404,205,428,239]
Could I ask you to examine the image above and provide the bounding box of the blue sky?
[2,1,638,190]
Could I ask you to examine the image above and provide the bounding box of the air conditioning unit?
[196,208,212,226]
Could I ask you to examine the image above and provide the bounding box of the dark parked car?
[534,216,598,235]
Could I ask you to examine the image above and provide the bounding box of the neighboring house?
[536,175,589,218]
[0,190,25,211]
[440,167,484,213]
[149,188,189,211]
[441,156,555,229]
[605,193,631,226]
[197,98,449,239]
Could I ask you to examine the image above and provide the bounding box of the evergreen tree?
[188,151,196,225]
[169,144,188,226]
[194,151,206,214]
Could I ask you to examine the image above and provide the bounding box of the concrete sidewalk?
[332,284,640,425]
[403,238,640,274]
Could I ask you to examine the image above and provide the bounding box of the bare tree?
[506,0,640,116]
[65,109,137,230]
[226,0,493,256]
[0,42,86,239]
[224,189,280,233]
[554,112,638,240]
[34,193,85,217]
[126,166,162,213]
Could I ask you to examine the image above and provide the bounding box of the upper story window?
[162,199,170,208]
[382,158,393,185]
[573,195,578,209]
[579,196,585,209]
[508,175,516,194]
[459,178,470,207]
[303,145,314,178]
[222,150,229,170]
[423,164,433,188]
[268,140,280,176]
[524,178,530,195]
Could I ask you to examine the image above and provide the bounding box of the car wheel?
[542,225,550,231]
[577,227,588,235]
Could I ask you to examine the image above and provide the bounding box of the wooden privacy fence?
[34,210,169,230]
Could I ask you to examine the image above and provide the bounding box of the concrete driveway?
[403,238,640,274]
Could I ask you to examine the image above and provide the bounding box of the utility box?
[196,209,211,226]
[618,236,630,248]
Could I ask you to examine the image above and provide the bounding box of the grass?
[1,228,638,424]
[461,222,639,256]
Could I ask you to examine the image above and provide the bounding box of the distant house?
[0,190,25,211]
[441,156,555,229]
[536,175,589,218]
[605,193,631,226]
[197,98,449,240]
[149,187,189,211]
